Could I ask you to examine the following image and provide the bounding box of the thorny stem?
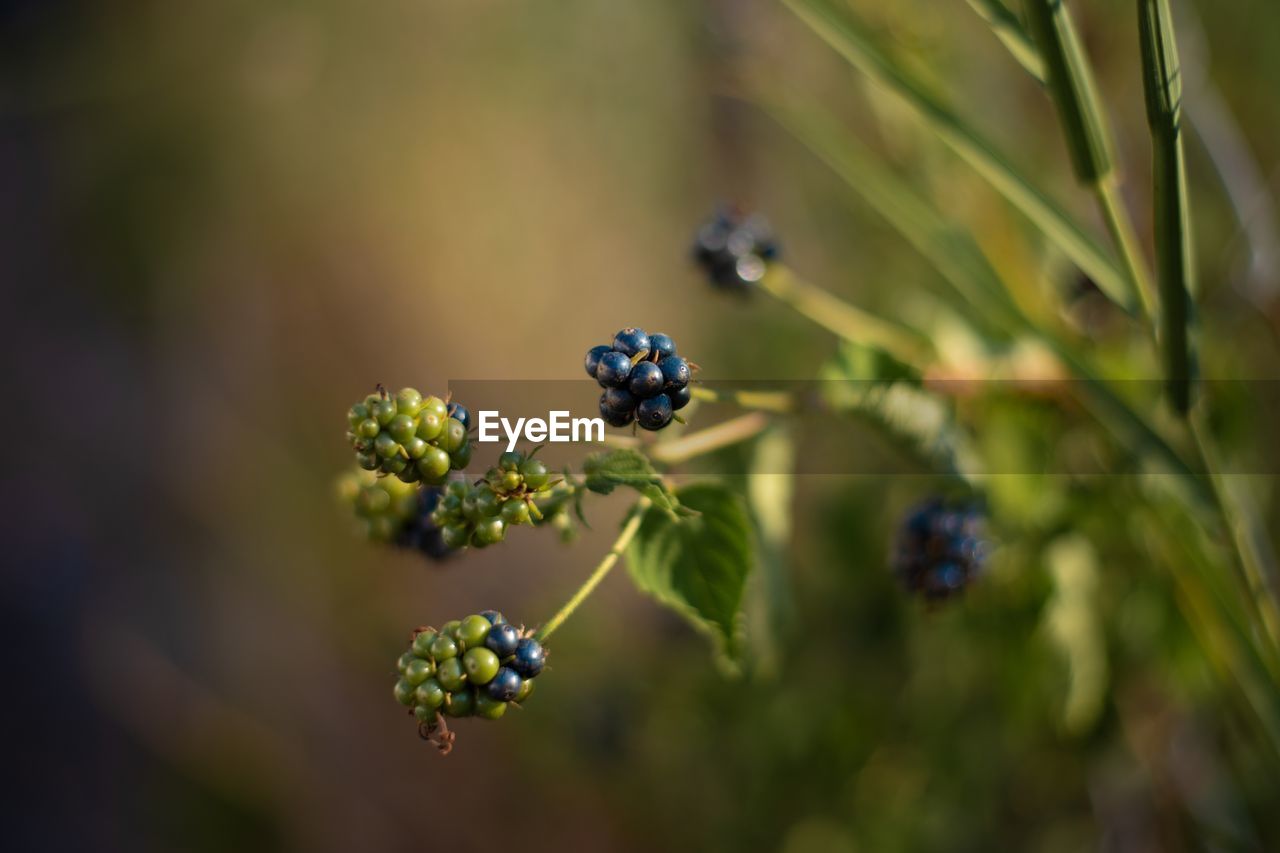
[758,265,933,366]
[535,498,650,643]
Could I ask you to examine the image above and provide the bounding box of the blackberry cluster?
[345,386,471,484]
[692,206,779,291]
[394,612,546,753]
[429,451,553,549]
[585,328,692,431]
[892,498,990,600]
[397,486,454,560]
[335,469,420,544]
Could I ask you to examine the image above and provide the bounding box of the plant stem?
[690,385,797,414]
[535,498,649,642]
[759,265,933,365]
[603,412,774,465]
[1095,175,1157,321]
[1188,415,1280,657]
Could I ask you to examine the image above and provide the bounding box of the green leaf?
[780,0,1138,313]
[626,483,755,669]
[582,448,679,515]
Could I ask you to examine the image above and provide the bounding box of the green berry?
[474,488,501,517]
[501,500,530,525]
[514,677,535,703]
[520,459,549,489]
[356,452,379,471]
[403,437,428,459]
[441,524,470,549]
[348,403,370,426]
[463,647,500,685]
[474,691,508,720]
[436,657,467,691]
[404,658,435,686]
[473,518,505,547]
[394,678,416,706]
[374,432,399,459]
[413,704,435,723]
[374,399,397,426]
[396,387,423,416]
[412,630,437,657]
[443,689,475,717]
[449,442,473,469]
[441,620,462,639]
[416,413,444,442]
[499,451,523,470]
[440,418,468,453]
[357,418,380,439]
[415,678,446,709]
[381,455,408,476]
[397,652,416,673]
[417,447,451,482]
[388,414,417,443]
[458,615,493,649]
[430,634,459,661]
[421,396,448,424]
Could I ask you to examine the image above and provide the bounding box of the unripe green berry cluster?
[345,386,471,484]
[394,612,546,746]
[335,469,420,544]
[429,451,554,549]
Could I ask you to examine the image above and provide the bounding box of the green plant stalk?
[780,0,1136,313]
[758,264,934,364]
[1023,0,1157,318]
[1189,416,1280,657]
[966,0,1045,80]
[601,412,774,463]
[690,385,797,414]
[1139,0,1195,414]
[535,498,649,642]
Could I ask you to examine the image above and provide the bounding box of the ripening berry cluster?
[429,451,553,549]
[345,387,472,484]
[335,469,420,544]
[585,328,692,431]
[394,611,545,726]
[892,498,990,600]
[692,206,779,291]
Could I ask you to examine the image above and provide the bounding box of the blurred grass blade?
[1138,0,1196,414]
[1022,0,1156,318]
[965,0,1045,81]
[760,98,1021,334]
[781,0,1136,313]
[746,424,796,673]
[1022,0,1113,183]
[760,96,1207,501]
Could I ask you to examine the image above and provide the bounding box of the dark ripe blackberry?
[892,498,990,601]
[668,384,692,411]
[585,344,612,379]
[658,356,690,390]
[446,402,471,431]
[600,387,637,427]
[397,486,454,561]
[648,333,677,359]
[600,396,635,427]
[595,351,633,388]
[612,328,651,358]
[628,361,664,398]
[691,206,779,291]
[511,638,546,678]
[636,394,674,431]
[486,667,523,702]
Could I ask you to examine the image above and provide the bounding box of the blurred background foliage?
[3,0,1279,850]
